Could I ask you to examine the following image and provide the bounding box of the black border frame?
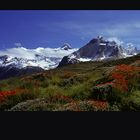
[0,0,140,10]
[0,0,140,134]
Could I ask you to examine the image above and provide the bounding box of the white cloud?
[134,23,140,28]
[0,45,78,69]
[0,47,35,59]
[107,37,124,46]
[102,21,140,37]
[0,46,78,60]
[126,43,134,47]
[14,42,22,47]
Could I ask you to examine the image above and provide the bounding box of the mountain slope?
[0,66,44,80]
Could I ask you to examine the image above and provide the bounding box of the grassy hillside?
[0,54,140,111]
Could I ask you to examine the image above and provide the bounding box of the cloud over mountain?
[0,43,78,70]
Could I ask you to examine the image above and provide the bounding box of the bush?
[19,81,34,89]
[91,76,111,87]
[128,73,140,92]
[0,90,38,111]
[68,84,91,100]
[110,64,140,92]
[44,94,73,104]
[91,83,113,101]
[26,103,59,111]
[63,100,109,111]
[45,85,65,96]
[108,103,120,111]
[32,74,46,81]
[58,74,88,87]
[59,71,76,79]
[39,81,49,88]
[120,90,140,111]
[49,75,61,86]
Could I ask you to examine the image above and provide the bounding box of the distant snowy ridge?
[0,43,78,70]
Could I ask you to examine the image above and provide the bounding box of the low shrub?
[45,94,74,104]
[45,85,65,96]
[59,71,77,79]
[108,103,120,111]
[27,103,59,111]
[63,100,109,111]
[120,90,140,111]
[19,81,34,89]
[110,64,140,92]
[68,84,91,100]
[0,89,38,111]
[49,75,62,86]
[32,74,46,81]
[58,74,88,87]
[91,83,113,101]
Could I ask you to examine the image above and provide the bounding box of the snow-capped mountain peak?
[0,44,78,70]
[60,43,72,50]
[124,43,138,56]
[97,35,103,40]
[58,36,139,67]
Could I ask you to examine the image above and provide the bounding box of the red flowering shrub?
[111,73,128,92]
[110,64,139,92]
[0,88,26,102]
[0,90,17,101]
[91,64,139,102]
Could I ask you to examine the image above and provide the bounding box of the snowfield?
[0,44,78,70]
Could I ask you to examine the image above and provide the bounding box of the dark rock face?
[0,66,44,80]
[0,55,8,61]
[0,55,9,64]
[58,56,69,67]
[58,56,79,67]
[73,36,124,59]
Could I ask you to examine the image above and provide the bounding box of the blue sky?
[0,10,140,49]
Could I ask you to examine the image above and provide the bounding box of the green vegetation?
[0,54,140,111]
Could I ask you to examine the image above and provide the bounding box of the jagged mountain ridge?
[58,36,139,67]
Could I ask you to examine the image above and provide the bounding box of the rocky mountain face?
[58,36,139,67]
